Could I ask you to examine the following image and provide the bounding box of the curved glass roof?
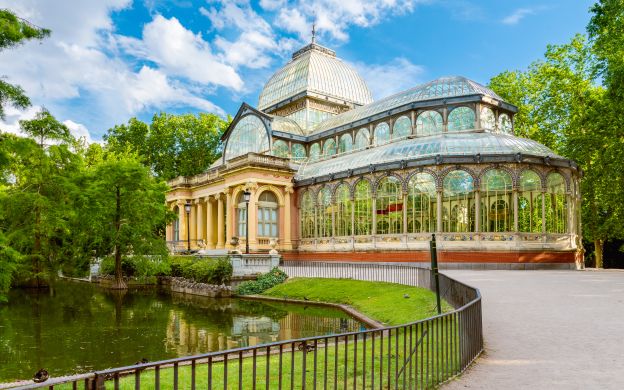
[311,76,506,134]
[258,44,373,111]
[296,132,560,180]
[269,115,304,135]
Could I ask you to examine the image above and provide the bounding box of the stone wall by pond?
[160,277,232,298]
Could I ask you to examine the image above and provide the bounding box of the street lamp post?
[185,200,192,252]
[243,191,251,254]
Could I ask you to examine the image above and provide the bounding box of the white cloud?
[259,0,287,11]
[352,58,425,99]
[501,8,535,25]
[274,0,426,42]
[0,106,94,144]
[63,119,93,144]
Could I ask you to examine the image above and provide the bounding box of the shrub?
[99,255,170,277]
[184,258,232,284]
[236,267,288,295]
[170,256,194,277]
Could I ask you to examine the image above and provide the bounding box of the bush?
[170,256,194,277]
[236,267,288,295]
[184,258,233,285]
[99,255,170,277]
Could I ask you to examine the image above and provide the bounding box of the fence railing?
[10,262,482,390]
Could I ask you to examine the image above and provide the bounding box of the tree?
[81,157,173,289]
[104,112,229,180]
[0,9,50,119]
[489,34,624,268]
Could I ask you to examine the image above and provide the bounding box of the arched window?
[300,191,315,239]
[224,115,269,160]
[323,139,336,157]
[354,128,370,149]
[392,116,411,139]
[374,122,390,146]
[235,192,248,238]
[546,173,567,233]
[354,180,372,236]
[416,110,443,136]
[499,113,513,134]
[317,186,332,237]
[272,139,289,158]
[480,170,513,232]
[257,191,278,238]
[291,143,306,162]
[443,170,475,232]
[407,173,437,233]
[173,206,180,241]
[518,170,543,233]
[376,177,403,235]
[309,143,320,161]
[335,184,352,236]
[480,107,496,131]
[448,107,475,132]
[338,134,353,154]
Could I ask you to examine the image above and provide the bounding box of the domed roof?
[296,132,561,180]
[312,76,508,134]
[258,43,373,111]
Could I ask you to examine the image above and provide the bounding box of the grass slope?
[263,278,451,325]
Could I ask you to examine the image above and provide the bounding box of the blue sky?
[0,0,595,141]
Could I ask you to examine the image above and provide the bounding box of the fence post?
[430,234,442,315]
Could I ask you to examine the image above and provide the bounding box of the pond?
[0,281,365,383]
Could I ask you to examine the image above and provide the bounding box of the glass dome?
[257,43,373,111]
[224,115,269,161]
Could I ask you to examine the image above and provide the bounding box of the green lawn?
[263,277,452,325]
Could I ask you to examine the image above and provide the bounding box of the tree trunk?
[594,239,604,269]
[112,186,127,290]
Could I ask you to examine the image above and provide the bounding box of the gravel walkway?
[442,269,624,390]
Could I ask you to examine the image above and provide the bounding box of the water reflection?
[0,281,363,383]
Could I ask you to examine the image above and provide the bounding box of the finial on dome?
[311,22,316,44]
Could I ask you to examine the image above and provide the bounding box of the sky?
[0,0,596,142]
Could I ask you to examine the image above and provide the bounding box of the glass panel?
[338,133,353,154]
[480,107,496,131]
[317,186,332,237]
[300,191,315,238]
[291,143,307,161]
[224,115,269,160]
[546,173,567,233]
[499,113,513,135]
[309,143,320,161]
[392,116,411,139]
[334,184,352,236]
[480,170,513,232]
[416,110,443,137]
[518,170,542,233]
[374,122,390,146]
[443,170,475,232]
[354,180,372,235]
[272,139,289,157]
[407,173,437,233]
[448,106,475,132]
[323,139,336,157]
[376,177,403,234]
[354,128,370,150]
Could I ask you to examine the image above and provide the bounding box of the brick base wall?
[282,250,575,264]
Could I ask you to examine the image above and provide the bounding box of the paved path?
[442,269,624,390]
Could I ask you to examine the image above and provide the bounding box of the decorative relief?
[481,234,514,241]
[273,101,305,117]
[441,234,475,241]
[309,99,349,114]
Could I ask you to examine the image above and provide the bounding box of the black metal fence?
[11,262,482,390]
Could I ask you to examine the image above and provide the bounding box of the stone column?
[513,189,519,232]
[284,186,293,247]
[567,193,574,235]
[177,200,187,243]
[196,199,204,245]
[225,190,233,248]
[475,190,481,233]
[206,196,215,249]
[217,195,225,248]
[402,192,408,234]
[351,197,355,236]
[436,191,443,232]
[190,201,197,246]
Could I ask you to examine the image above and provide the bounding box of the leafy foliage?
[236,268,288,295]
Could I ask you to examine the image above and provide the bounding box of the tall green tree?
[489,34,623,268]
[80,157,173,289]
[104,112,229,180]
[0,9,50,119]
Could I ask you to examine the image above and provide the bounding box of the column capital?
[284,184,294,194]
[245,181,259,192]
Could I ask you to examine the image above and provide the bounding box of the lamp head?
[243,191,251,202]
[184,200,192,213]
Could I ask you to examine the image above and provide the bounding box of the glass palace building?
[166,41,583,269]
